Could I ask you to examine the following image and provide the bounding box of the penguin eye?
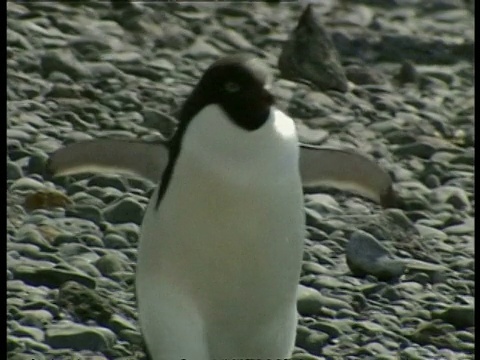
[224,82,241,93]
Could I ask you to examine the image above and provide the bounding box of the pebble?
[19,309,53,328]
[45,322,116,351]
[12,266,96,289]
[346,230,406,280]
[429,186,471,211]
[102,197,145,225]
[432,305,474,329]
[278,5,348,92]
[65,204,103,224]
[7,162,23,180]
[40,50,91,80]
[296,285,325,316]
[345,64,386,85]
[94,254,125,277]
[10,178,46,192]
[185,38,222,59]
[57,281,114,325]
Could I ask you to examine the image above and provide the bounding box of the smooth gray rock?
[40,50,91,80]
[346,230,406,280]
[19,309,53,328]
[94,254,125,277]
[432,305,474,329]
[45,322,116,351]
[103,197,145,225]
[12,265,96,289]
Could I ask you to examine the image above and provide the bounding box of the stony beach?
[7,1,474,359]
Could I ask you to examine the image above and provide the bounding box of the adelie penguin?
[47,54,395,359]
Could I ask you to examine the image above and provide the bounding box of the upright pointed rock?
[278,4,348,92]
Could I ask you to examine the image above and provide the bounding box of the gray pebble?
[69,258,102,278]
[10,178,45,192]
[17,337,51,352]
[346,230,406,280]
[296,285,324,316]
[295,326,328,356]
[15,227,54,251]
[312,319,347,336]
[118,329,144,345]
[57,281,114,325]
[66,204,104,224]
[103,197,145,225]
[429,186,471,211]
[297,122,329,145]
[7,129,33,142]
[345,64,386,85]
[19,309,53,328]
[45,322,116,351]
[395,61,419,84]
[40,50,91,80]
[45,83,81,99]
[94,254,125,277]
[12,266,96,289]
[11,325,45,342]
[185,39,222,59]
[443,217,474,235]
[7,161,23,180]
[47,71,74,83]
[141,108,177,137]
[103,233,130,249]
[87,175,127,192]
[27,152,49,175]
[108,314,137,333]
[79,234,104,248]
[432,305,474,329]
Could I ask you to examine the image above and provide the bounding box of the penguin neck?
[177,104,299,184]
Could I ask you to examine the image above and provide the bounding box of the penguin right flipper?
[47,139,168,183]
[299,145,396,208]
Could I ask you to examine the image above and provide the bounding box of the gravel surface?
[7,1,474,359]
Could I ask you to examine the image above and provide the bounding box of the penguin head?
[179,54,274,132]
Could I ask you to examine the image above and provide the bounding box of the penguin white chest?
[136,106,304,358]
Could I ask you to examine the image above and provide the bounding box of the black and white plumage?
[47,54,395,359]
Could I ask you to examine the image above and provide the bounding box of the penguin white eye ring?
[224,81,241,93]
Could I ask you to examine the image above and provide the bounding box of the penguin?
[48,54,395,359]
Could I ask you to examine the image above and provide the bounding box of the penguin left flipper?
[299,145,396,208]
[46,139,168,183]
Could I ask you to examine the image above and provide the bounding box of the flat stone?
[19,309,53,328]
[40,50,91,80]
[346,230,406,280]
[45,322,116,351]
[94,254,125,277]
[432,305,474,329]
[103,197,145,225]
[12,265,96,289]
[57,281,114,326]
[296,285,324,316]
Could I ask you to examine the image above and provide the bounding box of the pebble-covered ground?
[7,1,474,359]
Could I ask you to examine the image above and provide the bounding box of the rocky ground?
[7,1,474,359]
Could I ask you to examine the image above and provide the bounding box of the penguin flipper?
[47,139,168,183]
[299,145,396,208]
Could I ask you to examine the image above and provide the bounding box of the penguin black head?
[180,54,274,131]
[156,54,274,209]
